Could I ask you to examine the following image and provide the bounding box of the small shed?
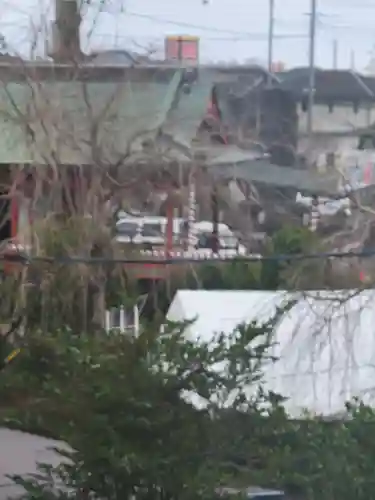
[166,289,375,416]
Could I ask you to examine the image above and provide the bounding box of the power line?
[122,10,307,39]
[94,32,308,42]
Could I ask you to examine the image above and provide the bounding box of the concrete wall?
[297,103,375,163]
[298,103,374,135]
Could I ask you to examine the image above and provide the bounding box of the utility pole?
[54,0,81,61]
[307,0,317,143]
[332,39,338,69]
[267,0,275,79]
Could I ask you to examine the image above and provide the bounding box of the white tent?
[166,289,375,417]
[0,428,69,499]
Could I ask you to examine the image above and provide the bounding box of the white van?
[116,216,246,255]
[115,216,184,246]
[193,221,246,254]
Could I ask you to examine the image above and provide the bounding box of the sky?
[1,0,375,72]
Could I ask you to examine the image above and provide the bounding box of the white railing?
[104,305,140,336]
[138,248,260,260]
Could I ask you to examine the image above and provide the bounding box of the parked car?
[115,216,183,246]
[115,215,247,255]
[193,221,246,254]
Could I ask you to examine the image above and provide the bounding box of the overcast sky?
[2,0,375,71]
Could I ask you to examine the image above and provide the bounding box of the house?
[0,61,341,258]
[166,289,375,416]
[214,66,298,167]
[278,68,375,163]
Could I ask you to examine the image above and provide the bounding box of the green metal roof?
[0,83,31,163]
[0,67,228,165]
[163,69,217,150]
[0,65,348,197]
[0,68,184,164]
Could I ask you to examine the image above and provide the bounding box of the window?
[105,306,140,336]
[116,221,138,237]
[220,234,238,249]
[197,233,210,248]
[142,223,163,237]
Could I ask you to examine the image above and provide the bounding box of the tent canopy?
[166,289,375,417]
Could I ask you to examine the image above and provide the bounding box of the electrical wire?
[122,11,307,39]
[2,248,375,265]
[94,32,308,43]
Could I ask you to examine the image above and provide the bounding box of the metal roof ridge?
[349,69,374,98]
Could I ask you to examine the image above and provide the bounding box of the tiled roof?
[279,67,375,102]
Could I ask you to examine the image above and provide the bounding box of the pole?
[307,0,317,142]
[267,0,275,78]
[187,170,196,252]
[165,198,174,256]
[332,39,338,69]
[211,185,219,254]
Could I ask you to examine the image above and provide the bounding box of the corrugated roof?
[279,68,374,102]
[163,68,217,150]
[0,69,183,164]
[167,289,375,416]
[205,157,340,196]
[0,83,32,163]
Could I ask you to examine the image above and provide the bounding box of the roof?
[0,67,190,164]
[279,68,374,103]
[213,64,280,85]
[359,74,375,95]
[162,69,217,150]
[0,60,357,195]
[0,65,245,165]
[89,49,138,66]
[205,156,340,196]
[166,289,375,416]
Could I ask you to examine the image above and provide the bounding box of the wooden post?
[211,185,219,253]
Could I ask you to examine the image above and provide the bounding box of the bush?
[1,318,275,499]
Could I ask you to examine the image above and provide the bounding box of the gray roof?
[205,154,341,196]
[89,49,138,66]
[278,67,375,103]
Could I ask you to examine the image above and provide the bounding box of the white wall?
[298,103,374,135]
[297,103,375,162]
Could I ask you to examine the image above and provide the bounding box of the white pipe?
[134,305,139,338]
[119,306,125,333]
[105,310,110,333]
